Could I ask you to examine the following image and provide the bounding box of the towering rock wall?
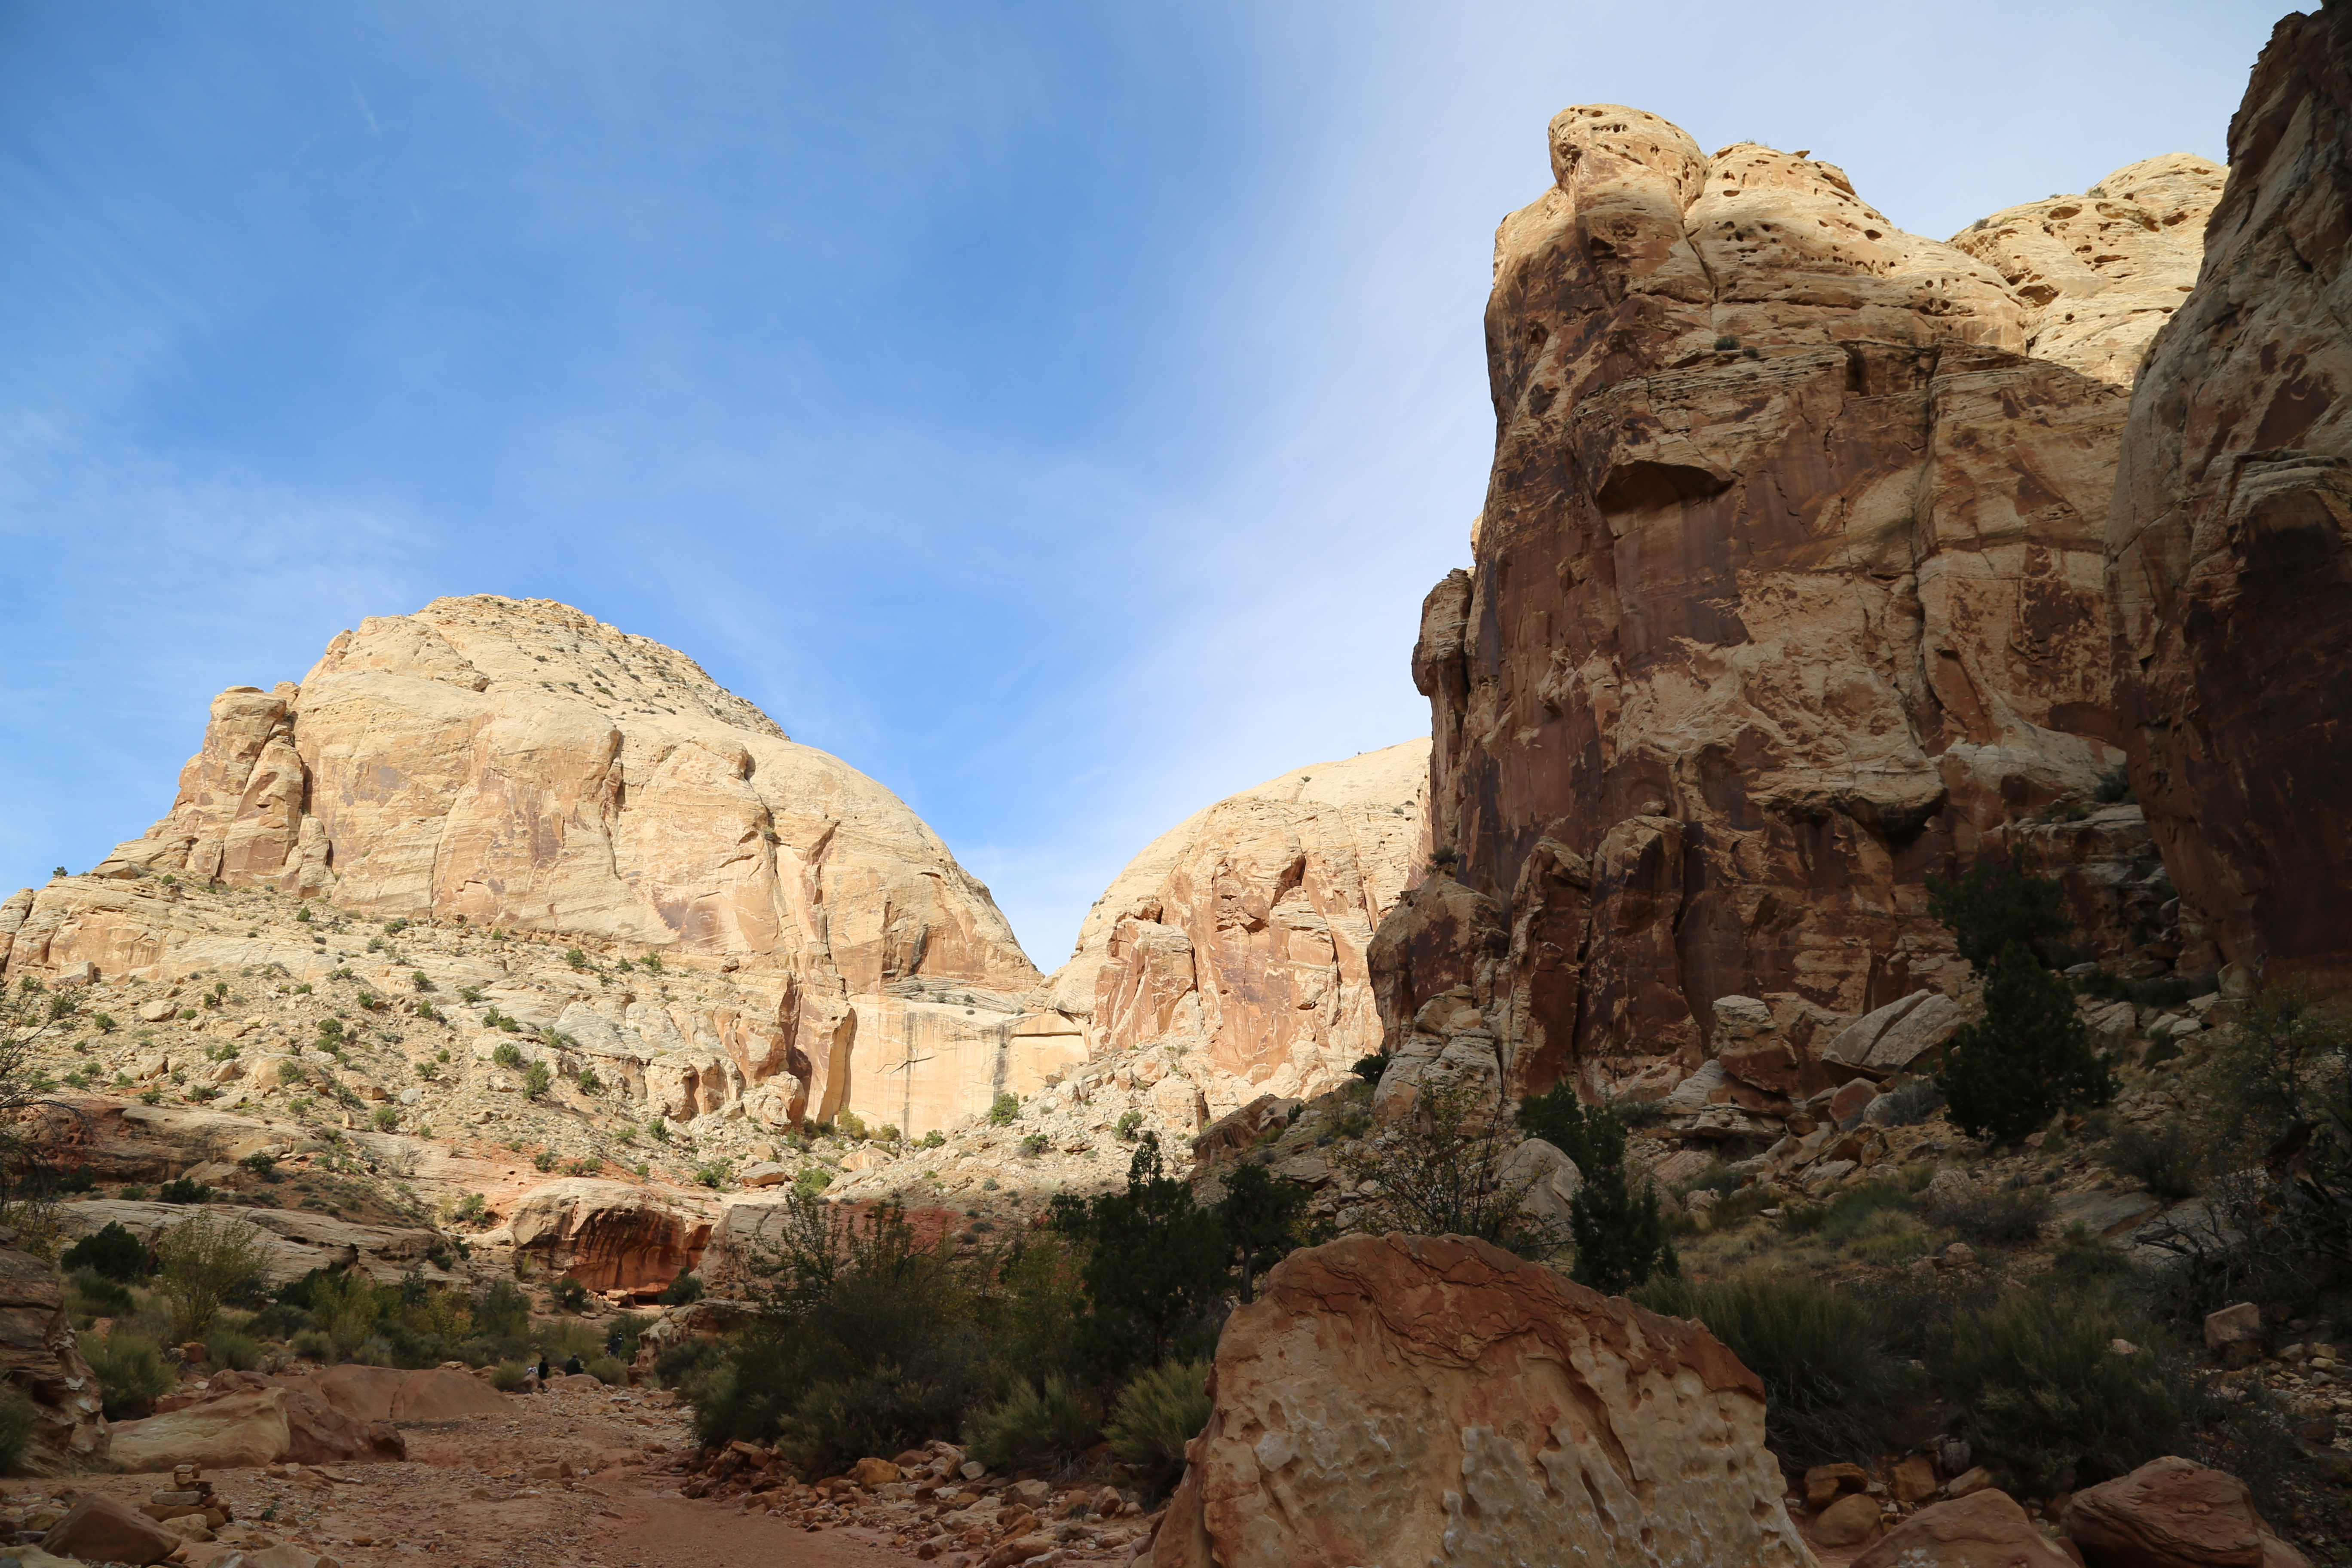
[2,597,1049,1136]
[1411,106,2221,1093]
[1050,740,1428,1105]
[2110,5,2352,994]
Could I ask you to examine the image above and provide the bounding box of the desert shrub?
[1114,1111,1142,1142]
[552,1277,590,1314]
[1926,850,2073,971]
[523,1061,552,1098]
[1932,1287,2181,1496]
[1637,1271,1913,1470]
[476,1278,530,1339]
[2092,766,2135,805]
[686,1199,986,1475]
[205,1327,265,1371]
[660,1267,704,1306]
[1520,1085,1676,1292]
[1051,1138,1231,1379]
[1926,1182,2054,1248]
[487,1360,530,1391]
[153,1211,270,1340]
[694,1159,732,1188]
[987,1093,1020,1127]
[0,1384,34,1474]
[1018,1133,1048,1158]
[585,1355,626,1385]
[1338,1084,1556,1260]
[533,1150,558,1173]
[306,1270,386,1360]
[157,1176,212,1205]
[964,1375,1099,1472]
[1780,1179,1915,1245]
[1870,1078,1946,1127]
[791,1168,831,1198]
[491,1041,523,1070]
[371,1106,400,1132]
[278,1060,306,1084]
[1940,949,2115,1143]
[68,1268,135,1319]
[1213,1160,1311,1304]
[1350,1053,1387,1084]
[1104,1357,1212,1494]
[62,1221,149,1282]
[2101,1122,2205,1201]
[85,1331,175,1418]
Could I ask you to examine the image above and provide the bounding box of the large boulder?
[310,1363,508,1422]
[2107,5,2352,992]
[1852,1489,2074,1568]
[498,1178,711,1295]
[41,1494,180,1565]
[2061,1456,2309,1568]
[0,1243,108,1470]
[1149,1233,1809,1568]
[107,1386,294,1470]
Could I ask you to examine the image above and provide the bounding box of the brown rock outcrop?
[488,1178,712,1294]
[2062,1455,2309,1568]
[2,596,1055,1137]
[2108,6,2352,993]
[41,1494,179,1565]
[1851,1489,2074,1568]
[1051,741,1428,1101]
[1150,1232,1809,1568]
[1407,102,2223,1092]
[0,1244,107,1470]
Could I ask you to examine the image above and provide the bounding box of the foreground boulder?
[1852,1490,2073,1568]
[1150,1232,1809,1568]
[2061,1456,2309,1568]
[41,1493,179,1565]
[109,1372,417,1470]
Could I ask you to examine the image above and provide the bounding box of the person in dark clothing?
[564,1353,585,1376]
[605,1329,625,1359]
[536,1350,552,1384]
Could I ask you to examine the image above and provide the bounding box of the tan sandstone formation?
[1050,740,1428,1103]
[1406,103,2223,1096]
[1,597,1069,1138]
[1150,1231,1810,1568]
[2109,5,2352,994]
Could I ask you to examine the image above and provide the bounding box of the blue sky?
[0,0,2285,968]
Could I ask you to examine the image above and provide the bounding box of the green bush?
[1018,1133,1048,1158]
[487,1360,530,1391]
[68,1268,135,1319]
[1114,1111,1143,1142]
[153,1211,269,1340]
[586,1355,627,1385]
[205,1328,265,1371]
[1926,1182,2053,1247]
[1051,1138,1232,1380]
[523,1061,552,1098]
[2101,1123,2205,1201]
[987,1093,1020,1127]
[1939,948,2115,1143]
[371,1107,400,1132]
[1637,1271,1913,1469]
[552,1277,590,1314]
[62,1221,149,1282]
[85,1331,175,1419]
[1520,1085,1677,1292]
[0,1384,35,1475]
[1350,1053,1387,1084]
[660,1268,704,1306]
[965,1375,1099,1472]
[1934,1287,2181,1495]
[1104,1357,1212,1492]
[1779,1179,1916,1245]
[1926,851,2073,971]
[492,1042,524,1070]
[157,1177,212,1205]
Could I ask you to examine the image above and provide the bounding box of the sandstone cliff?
[2110,5,2352,994]
[2,597,1060,1138]
[1047,740,1428,1104]
[1409,105,2223,1095]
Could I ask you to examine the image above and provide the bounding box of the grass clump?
[1104,1357,1212,1494]
[85,1330,175,1419]
[964,1375,1099,1473]
[1638,1271,1913,1470]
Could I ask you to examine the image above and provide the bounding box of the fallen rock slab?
[108,1387,293,1471]
[1150,1232,1810,1568]
[2062,1456,2309,1568]
[1853,1490,2074,1568]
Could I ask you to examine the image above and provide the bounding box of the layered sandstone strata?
[1,597,1054,1136]
[1151,1232,1809,1568]
[1048,740,1427,1102]
[1410,105,2221,1093]
[2110,6,2352,992]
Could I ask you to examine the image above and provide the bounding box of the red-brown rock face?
[1412,105,2222,1089]
[2110,6,2352,993]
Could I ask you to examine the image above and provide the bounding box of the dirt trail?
[23,1381,923,1568]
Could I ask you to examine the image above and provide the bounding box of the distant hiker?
[536,1349,552,1384]
[605,1329,625,1359]
[564,1352,585,1376]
